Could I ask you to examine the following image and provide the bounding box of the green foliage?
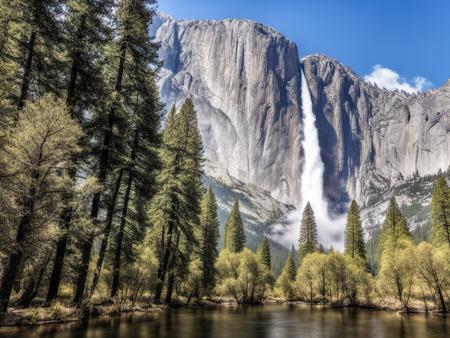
[0,95,81,310]
[378,239,416,311]
[295,251,372,305]
[197,187,220,296]
[180,258,204,304]
[430,175,450,247]
[0,95,81,247]
[298,202,318,263]
[257,237,271,270]
[223,200,246,253]
[366,227,381,274]
[379,197,412,256]
[414,242,450,312]
[0,0,21,130]
[12,0,66,106]
[296,252,329,303]
[344,200,366,261]
[275,246,296,300]
[147,98,204,302]
[215,248,272,304]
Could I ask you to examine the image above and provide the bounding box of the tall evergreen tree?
[344,200,366,260]
[196,186,220,296]
[108,80,162,299]
[380,197,411,255]
[223,200,246,253]
[257,237,271,270]
[298,202,318,263]
[284,246,297,281]
[73,0,160,305]
[46,0,113,302]
[164,99,204,304]
[149,99,204,303]
[275,245,296,300]
[430,175,450,247]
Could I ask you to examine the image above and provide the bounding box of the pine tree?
[380,197,411,255]
[0,95,80,312]
[164,98,204,303]
[298,202,318,263]
[197,186,220,296]
[287,246,297,281]
[149,105,178,303]
[275,246,296,299]
[149,99,204,303]
[257,237,271,270]
[73,0,160,305]
[224,200,246,253]
[99,57,162,300]
[10,0,65,109]
[47,0,113,302]
[344,200,366,260]
[430,175,450,247]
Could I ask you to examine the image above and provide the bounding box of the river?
[1,304,448,338]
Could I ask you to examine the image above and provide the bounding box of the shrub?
[215,248,272,304]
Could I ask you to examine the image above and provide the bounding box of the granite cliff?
[151,14,450,244]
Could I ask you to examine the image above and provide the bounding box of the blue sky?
[158,0,450,90]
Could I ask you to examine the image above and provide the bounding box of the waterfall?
[274,70,345,250]
[299,70,345,250]
[300,70,328,215]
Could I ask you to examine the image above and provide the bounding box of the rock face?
[152,14,304,207]
[152,14,450,237]
[303,55,450,215]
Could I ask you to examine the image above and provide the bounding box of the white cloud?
[364,65,432,94]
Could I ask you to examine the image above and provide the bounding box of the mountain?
[151,13,450,249]
[151,13,304,208]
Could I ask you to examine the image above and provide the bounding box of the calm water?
[1,304,449,338]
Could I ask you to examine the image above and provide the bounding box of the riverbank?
[0,296,445,327]
[0,302,167,327]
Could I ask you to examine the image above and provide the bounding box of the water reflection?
[0,304,448,338]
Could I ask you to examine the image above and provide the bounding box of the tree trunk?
[0,166,38,313]
[0,251,23,312]
[73,39,127,307]
[110,171,133,299]
[110,130,138,299]
[17,251,51,307]
[89,169,124,298]
[164,231,180,304]
[0,207,34,312]
[46,16,86,302]
[165,273,175,304]
[73,236,93,306]
[436,288,447,313]
[153,219,174,303]
[47,192,74,303]
[46,232,68,302]
[153,193,180,304]
[17,31,36,110]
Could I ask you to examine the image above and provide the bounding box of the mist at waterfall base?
[272,71,347,251]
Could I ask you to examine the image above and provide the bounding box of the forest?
[0,0,449,325]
